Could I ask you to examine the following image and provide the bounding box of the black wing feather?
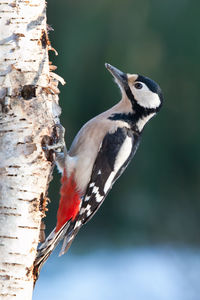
[79,127,140,225]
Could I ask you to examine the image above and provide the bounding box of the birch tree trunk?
[0,0,63,298]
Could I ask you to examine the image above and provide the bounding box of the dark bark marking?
[40,29,50,49]
[21,85,36,100]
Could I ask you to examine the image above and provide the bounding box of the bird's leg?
[46,124,66,153]
[42,124,67,171]
[52,124,67,172]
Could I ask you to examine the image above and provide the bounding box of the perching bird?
[35,63,163,274]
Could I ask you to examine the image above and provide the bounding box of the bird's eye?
[134,82,143,89]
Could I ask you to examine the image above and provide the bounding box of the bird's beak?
[105,63,128,89]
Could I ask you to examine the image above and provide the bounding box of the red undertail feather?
[56,168,81,232]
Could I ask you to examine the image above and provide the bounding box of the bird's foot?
[42,124,66,162]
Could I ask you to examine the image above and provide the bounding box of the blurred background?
[34,0,200,299]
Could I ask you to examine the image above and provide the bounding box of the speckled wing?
[78,126,141,225]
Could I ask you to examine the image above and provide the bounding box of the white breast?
[66,99,133,194]
[66,149,98,194]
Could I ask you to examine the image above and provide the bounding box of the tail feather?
[34,221,70,277]
[34,219,83,284]
[59,227,80,256]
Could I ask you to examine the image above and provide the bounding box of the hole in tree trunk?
[21,85,36,100]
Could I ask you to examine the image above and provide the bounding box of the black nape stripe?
[108,112,134,127]
[108,112,140,133]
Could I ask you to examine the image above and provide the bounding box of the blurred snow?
[33,246,200,300]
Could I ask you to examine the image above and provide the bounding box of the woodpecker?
[35,63,163,273]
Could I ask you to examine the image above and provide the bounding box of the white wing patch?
[86,209,92,217]
[92,186,104,203]
[80,204,91,214]
[104,136,132,194]
[84,196,90,201]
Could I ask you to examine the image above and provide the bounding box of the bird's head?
[105,63,163,114]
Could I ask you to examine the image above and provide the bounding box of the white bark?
[0,0,63,298]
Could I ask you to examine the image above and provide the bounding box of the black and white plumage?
[34,63,163,277]
[79,127,140,224]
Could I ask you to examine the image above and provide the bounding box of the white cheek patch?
[104,136,132,194]
[131,87,160,109]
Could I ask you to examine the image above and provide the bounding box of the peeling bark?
[0,0,64,299]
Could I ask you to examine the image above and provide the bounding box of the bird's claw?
[42,123,66,156]
[50,124,66,153]
[42,142,64,152]
[53,124,65,142]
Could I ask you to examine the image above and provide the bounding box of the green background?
[46,0,200,250]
